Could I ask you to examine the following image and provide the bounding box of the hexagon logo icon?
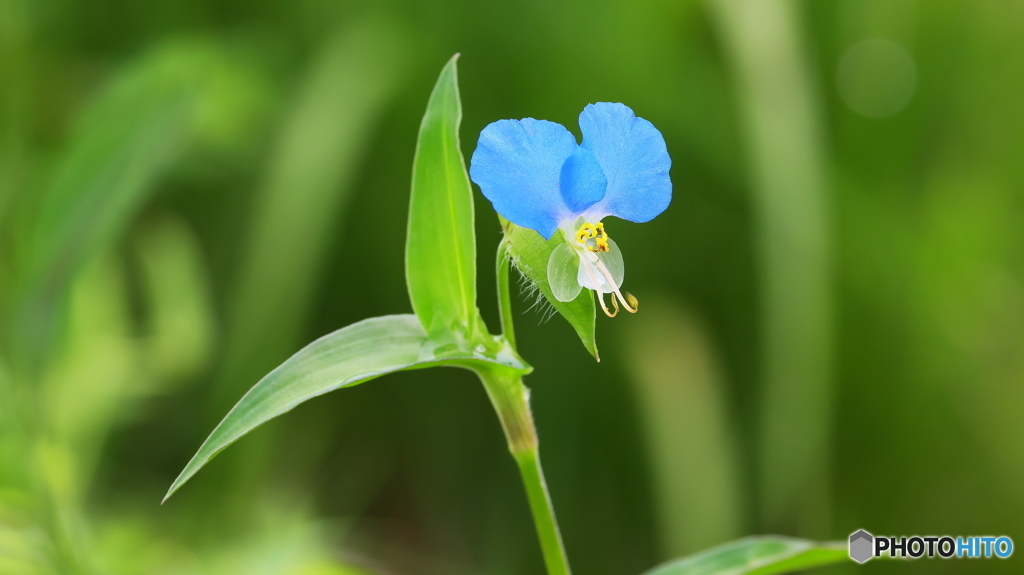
[849,529,874,563]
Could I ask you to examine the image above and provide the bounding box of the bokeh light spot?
[837,38,917,118]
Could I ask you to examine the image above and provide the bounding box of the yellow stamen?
[573,221,637,317]
[575,222,597,242]
[575,221,609,252]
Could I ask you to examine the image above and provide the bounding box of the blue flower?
[470,102,672,317]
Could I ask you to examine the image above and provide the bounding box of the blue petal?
[470,118,577,239]
[579,102,672,223]
[559,146,607,215]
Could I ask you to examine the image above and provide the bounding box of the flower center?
[574,221,610,253]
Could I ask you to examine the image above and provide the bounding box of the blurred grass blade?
[0,0,31,234]
[133,215,216,385]
[642,536,846,575]
[6,40,261,371]
[503,220,598,360]
[11,68,193,368]
[624,296,742,556]
[164,314,528,502]
[216,17,408,403]
[709,0,833,533]
[406,54,478,343]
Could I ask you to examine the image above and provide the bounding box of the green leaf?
[503,220,598,360]
[164,314,528,502]
[642,536,848,575]
[406,54,478,344]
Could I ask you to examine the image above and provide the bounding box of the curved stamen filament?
[580,256,618,317]
[592,256,637,314]
[599,291,618,318]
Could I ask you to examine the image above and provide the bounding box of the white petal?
[547,242,584,302]
[577,238,624,292]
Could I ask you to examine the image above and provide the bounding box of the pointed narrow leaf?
[164,314,527,502]
[504,220,598,359]
[406,54,478,343]
[642,536,847,575]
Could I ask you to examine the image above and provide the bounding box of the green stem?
[477,368,571,575]
[496,240,516,349]
[486,238,570,573]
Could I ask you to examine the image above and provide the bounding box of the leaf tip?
[443,53,461,70]
[162,472,189,505]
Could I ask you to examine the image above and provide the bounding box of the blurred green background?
[2,0,1022,573]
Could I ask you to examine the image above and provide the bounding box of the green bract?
[501,219,598,360]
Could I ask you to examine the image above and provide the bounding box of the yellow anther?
[624,292,639,311]
[575,222,598,243]
[595,236,609,252]
[575,221,607,246]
